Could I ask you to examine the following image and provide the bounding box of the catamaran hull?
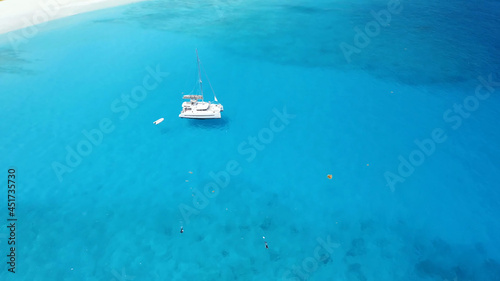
[179,112,221,119]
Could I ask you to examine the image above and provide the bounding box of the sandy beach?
[0,0,145,34]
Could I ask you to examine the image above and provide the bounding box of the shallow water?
[1,0,500,280]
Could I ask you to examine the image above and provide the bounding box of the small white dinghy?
[153,118,164,125]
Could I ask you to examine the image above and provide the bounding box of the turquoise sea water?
[1,0,500,280]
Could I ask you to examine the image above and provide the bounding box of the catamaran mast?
[196,49,203,100]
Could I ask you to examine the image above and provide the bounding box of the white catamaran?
[179,50,223,119]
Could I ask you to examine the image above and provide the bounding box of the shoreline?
[0,0,146,35]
